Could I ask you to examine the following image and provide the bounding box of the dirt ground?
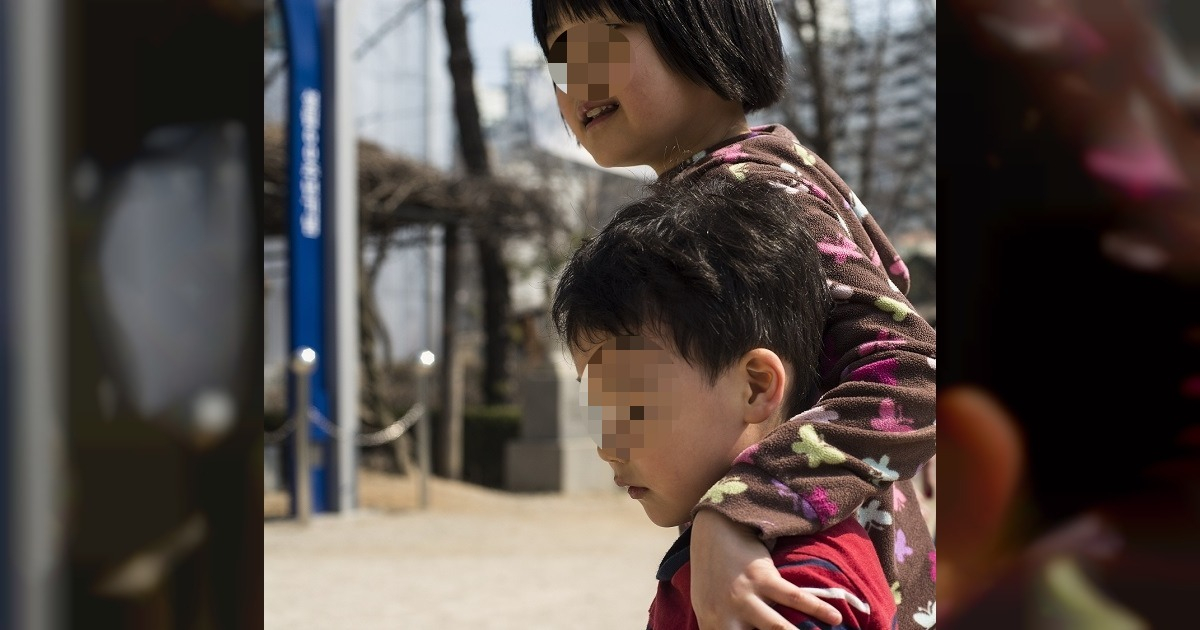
[264,469,678,629]
[265,468,546,517]
[265,467,936,629]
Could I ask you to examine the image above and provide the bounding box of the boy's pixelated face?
[572,333,754,528]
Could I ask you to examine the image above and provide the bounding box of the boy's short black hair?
[551,177,831,418]
[532,0,788,112]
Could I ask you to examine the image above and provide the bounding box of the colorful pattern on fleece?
[663,124,937,629]
[648,518,899,630]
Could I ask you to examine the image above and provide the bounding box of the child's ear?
[740,348,787,425]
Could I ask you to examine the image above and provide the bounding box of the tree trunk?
[442,0,490,175]
[477,236,511,404]
[802,0,834,160]
[442,0,513,407]
[437,222,463,478]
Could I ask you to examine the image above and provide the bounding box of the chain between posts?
[263,403,426,447]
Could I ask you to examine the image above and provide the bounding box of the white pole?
[331,0,361,515]
[292,348,318,525]
[8,0,63,626]
[417,350,435,508]
[423,0,442,496]
[425,0,438,166]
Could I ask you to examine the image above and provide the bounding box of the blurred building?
[772,4,936,236]
[836,21,936,234]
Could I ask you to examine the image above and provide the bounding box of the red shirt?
[649,517,898,630]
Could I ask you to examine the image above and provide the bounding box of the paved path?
[264,471,678,629]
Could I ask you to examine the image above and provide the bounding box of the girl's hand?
[689,509,843,629]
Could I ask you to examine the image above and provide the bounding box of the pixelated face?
[547,23,632,102]
[544,16,739,174]
[572,333,752,527]
[578,335,679,455]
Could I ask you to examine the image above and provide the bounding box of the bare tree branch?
[265,57,287,89]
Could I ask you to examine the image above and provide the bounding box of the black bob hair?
[531,0,788,113]
[551,176,831,418]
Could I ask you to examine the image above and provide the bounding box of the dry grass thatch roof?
[263,124,563,239]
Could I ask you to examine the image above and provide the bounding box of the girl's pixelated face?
[547,21,632,102]
[571,333,753,528]
[544,15,743,175]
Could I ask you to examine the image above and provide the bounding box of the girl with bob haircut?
[532,0,788,113]
[531,1,937,628]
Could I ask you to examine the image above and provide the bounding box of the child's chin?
[644,508,686,529]
[590,154,622,169]
[588,151,635,170]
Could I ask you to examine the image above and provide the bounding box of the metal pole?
[323,0,361,516]
[425,0,437,166]
[417,350,435,509]
[292,347,318,524]
[7,0,63,626]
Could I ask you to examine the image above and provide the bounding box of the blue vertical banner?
[281,0,333,514]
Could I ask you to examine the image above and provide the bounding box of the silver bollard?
[417,350,435,509]
[291,347,318,524]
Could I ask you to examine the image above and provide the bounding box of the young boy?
[551,178,899,629]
